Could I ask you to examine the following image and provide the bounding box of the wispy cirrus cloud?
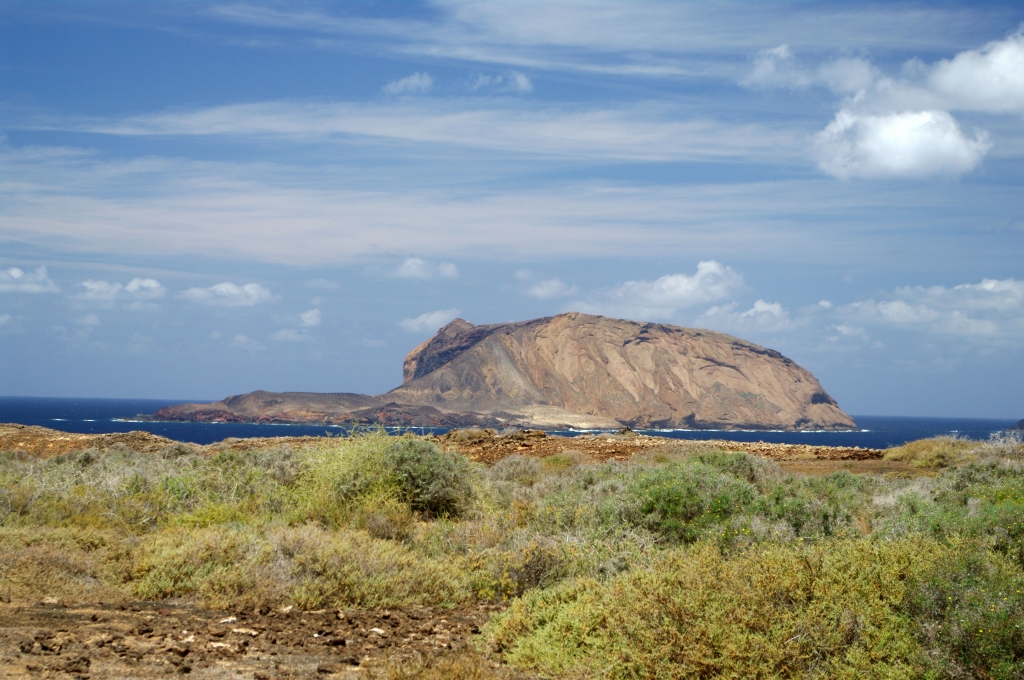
[13,100,797,163]
[206,2,998,78]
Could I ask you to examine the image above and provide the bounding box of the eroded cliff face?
[386,312,856,431]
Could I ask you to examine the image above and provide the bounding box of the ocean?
[0,396,1017,449]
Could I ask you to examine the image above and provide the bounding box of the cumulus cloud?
[299,308,321,327]
[815,109,990,179]
[76,277,166,302]
[696,299,792,334]
[124,278,165,297]
[527,278,577,299]
[928,30,1024,113]
[78,280,123,300]
[383,72,433,95]
[844,277,1023,337]
[182,282,272,306]
[394,258,459,279]
[399,308,460,333]
[0,267,59,293]
[575,261,742,319]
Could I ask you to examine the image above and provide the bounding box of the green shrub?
[489,455,543,486]
[383,438,473,518]
[905,540,1024,679]
[485,538,941,679]
[620,462,755,543]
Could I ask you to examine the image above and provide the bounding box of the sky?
[1,1,1022,419]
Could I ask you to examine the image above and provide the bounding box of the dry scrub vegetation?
[2,430,1024,678]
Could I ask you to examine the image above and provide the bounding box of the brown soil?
[434,429,886,466]
[0,601,520,679]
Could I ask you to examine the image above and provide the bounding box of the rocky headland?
[148,312,857,431]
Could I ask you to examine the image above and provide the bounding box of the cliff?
[150,312,856,431]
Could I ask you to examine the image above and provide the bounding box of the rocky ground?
[0,601,520,679]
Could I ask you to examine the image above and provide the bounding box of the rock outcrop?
[1010,419,1024,431]
[147,313,856,431]
[152,391,382,424]
[386,313,855,430]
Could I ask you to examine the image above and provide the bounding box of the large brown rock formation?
[149,313,856,431]
[385,312,855,431]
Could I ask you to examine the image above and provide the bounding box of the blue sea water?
[0,396,1017,449]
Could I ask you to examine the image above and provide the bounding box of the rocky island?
[150,312,857,431]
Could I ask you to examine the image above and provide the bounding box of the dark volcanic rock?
[1010,419,1024,431]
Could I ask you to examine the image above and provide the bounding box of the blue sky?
[1,1,1022,418]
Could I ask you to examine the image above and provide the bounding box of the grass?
[3,430,1024,677]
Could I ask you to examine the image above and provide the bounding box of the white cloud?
[396,258,430,279]
[124,277,165,298]
[741,46,875,93]
[182,282,272,306]
[78,277,166,303]
[575,260,743,319]
[929,30,1024,113]
[0,313,12,326]
[815,109,990,179]
[514,269,534,281]
[818,300,833,309]
[76,313,100,327]
[383,72,433,95]
[299,308,321,327]
[78,280,123,300]
[844,277,1023,337]
[816,57,876,94]
[471,71,533,92]
[0,266,59,293]
[399,308,460,333]
[209,2,982,78]
[33,100,796,163]
[741,45,811,90]
[395,258,459,279]
[527,278,577,299]
[271,328,309,342]
[696,299,792,334]
[230,334,265,351]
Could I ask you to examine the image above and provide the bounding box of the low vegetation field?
[1,429,1023,678]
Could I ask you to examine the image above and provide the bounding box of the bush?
[485,538,941,678]
[383,438,473,518]
[489,455,542,487]
[620,462,755,543]
[885,436,979,468]
[905,540,1024,678]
